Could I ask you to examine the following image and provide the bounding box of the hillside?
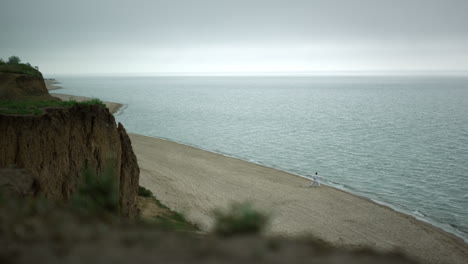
[0,63,42,78]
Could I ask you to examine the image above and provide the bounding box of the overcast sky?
[1,0,467,75]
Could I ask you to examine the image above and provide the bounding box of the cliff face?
[0,73,54,100]
[117,123,140,217]
[0,105,140,217]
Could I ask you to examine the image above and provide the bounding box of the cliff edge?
[0,104,140,217]
[0,72,54,100]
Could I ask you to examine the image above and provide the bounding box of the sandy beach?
[45,80,123,114]
[131,133,468,264]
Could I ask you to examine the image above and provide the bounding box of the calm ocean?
[50,75,468,241]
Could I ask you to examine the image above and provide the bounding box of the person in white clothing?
[308,172,320,187]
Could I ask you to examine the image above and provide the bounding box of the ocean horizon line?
[45,71,468,78]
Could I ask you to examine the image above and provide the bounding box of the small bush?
[138,186,153,197]
[76,98,106,107]
[72,163,119,216]
[7,55,21,64]
[213,202,269,237]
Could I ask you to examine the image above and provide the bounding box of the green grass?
[0,63,42,78]
[212,202,269,237]
[138,186,153,198]
[72,162,120,216]
[0,99,106,115]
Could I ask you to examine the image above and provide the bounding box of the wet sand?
[130,133,468,264]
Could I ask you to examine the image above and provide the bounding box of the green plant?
[0,55,42,76]
[212,202,269,237]
[7,55,21,64]
[138,186,153,197]
[72,162,119,215]
[0,63,42,78]
[0,98,106,115]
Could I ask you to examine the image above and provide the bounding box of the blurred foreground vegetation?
[213,202,270,237]
[0,168,414,263]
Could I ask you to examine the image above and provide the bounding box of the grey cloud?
[0,0,467,73]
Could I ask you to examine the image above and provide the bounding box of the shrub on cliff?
[72,164,119,216]
[0,55,41,77]
[7,56,21,64]
[212,202,269,237]
[138,186,153,197]
[0,63,42,78]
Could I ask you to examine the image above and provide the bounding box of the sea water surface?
[50,75,468,241]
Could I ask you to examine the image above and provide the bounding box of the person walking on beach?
[308,172,320,187]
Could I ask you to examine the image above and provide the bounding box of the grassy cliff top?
[0,99,106,115]
[0,63,42,78]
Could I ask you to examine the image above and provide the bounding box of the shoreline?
[139,135,468,243]
[130,133,468,264]
[45,79,124,114]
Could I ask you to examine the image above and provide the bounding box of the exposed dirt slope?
[0,73,54,100]
[0,105,139,217]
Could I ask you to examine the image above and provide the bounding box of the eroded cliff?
[0,104,139,217]
[0,72,54,100]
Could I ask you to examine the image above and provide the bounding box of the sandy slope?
[130,133,468,264]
